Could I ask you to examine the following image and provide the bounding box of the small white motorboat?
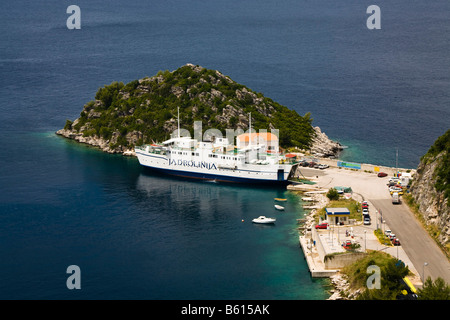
[274,205,285,211]
[252,216,276,224]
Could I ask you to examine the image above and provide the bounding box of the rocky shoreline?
[296,191,357,300]
[55,128,137,156]
[56,125,343,159]
[328,273,362,300]
[310,126,344,159]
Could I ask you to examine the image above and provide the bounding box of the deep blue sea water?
[0,0,449,299]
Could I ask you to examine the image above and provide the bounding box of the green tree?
[64,119,73,130]
[418,277,450,300]
[327,188,340,201]
[357,259,410,300]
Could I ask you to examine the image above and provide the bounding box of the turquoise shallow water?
[1,0,449,299]
[0,132,329,299]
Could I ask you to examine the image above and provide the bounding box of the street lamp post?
[364,230,367,252]
[396,241,399,260]
[422,262,428,283]
[337,224,340,243]
[375,210,379,230]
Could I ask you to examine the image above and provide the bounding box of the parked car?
[309,162,317,168]
[388,233,396,240]
[315,222,329,229]
[378,172,388,177]
[318,164,329,169]
[342,240,354,249]
[364,216,371,225]
[392,238,401,246]
[385,229,392,237]
[362,208,369,214]
[301,161,310,167]
[362,203,369,209]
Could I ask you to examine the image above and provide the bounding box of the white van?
[392,192,400,204]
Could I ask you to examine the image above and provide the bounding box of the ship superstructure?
[134,111,296,184]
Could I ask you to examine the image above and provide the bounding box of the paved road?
[300,166,450,284]
[370,199,450,284]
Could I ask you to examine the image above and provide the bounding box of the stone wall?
[324,252,367,269]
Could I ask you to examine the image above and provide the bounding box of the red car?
[315,222,329,229]
[392,238,401,246]
[378,172,388,177]
[342,240,353,249]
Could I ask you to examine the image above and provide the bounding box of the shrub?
[327,188,340,201]
[64,119,73,130]
[418,277,450,300]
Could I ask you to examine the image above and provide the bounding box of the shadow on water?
[138,165,289,190]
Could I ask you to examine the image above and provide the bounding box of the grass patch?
[374,229,393,246]
[316,198,361,223]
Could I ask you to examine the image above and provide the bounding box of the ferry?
[134,113,297,185]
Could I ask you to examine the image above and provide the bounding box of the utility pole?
[396,147,398,176]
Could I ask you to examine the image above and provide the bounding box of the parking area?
[300,165,449,284]
[310,202,421,280]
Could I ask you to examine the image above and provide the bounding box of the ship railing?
[136,144,167,155]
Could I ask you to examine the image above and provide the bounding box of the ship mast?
[248,112,252,149]
[177,107,180,139]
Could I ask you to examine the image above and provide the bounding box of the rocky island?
[56,64,342,157]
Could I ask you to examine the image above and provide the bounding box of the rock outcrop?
[309,126,344,158]
[327,273,362,300]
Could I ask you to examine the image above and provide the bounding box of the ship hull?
[142,165,291,185]
[136,151,293,185]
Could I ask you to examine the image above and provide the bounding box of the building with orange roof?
[236,132,279,153]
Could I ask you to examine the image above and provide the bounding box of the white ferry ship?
[135,122,297,184]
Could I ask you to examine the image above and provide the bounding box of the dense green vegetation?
[421,129,450,205]
[341,251,450,299]
[326,188,340,201]
[342,251,411,300]
[64,64,316,151]
[417,277,450,300]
